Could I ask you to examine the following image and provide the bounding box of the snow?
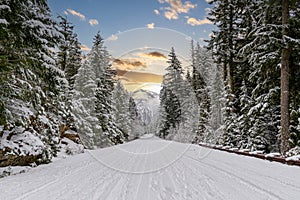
[265,153,281,158]
[0,19,8,25]
[286,155,300,162]
[0,166,32,179]
[0,131,45,156]
[249,150,264,155]
[0,136,300,200]
[58,138,84,156]
[222,145,231,149]
[139,133,155,139]
[239,149,250,152]
[0,5,10,10]
[38,115,49,124]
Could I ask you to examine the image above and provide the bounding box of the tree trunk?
[228,1,234,95]
[223,63,227,83]
[280,0,290,155]
[227,64,234,95]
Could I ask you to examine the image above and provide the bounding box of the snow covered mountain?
[132,89,160,128]
[132,89,159,99]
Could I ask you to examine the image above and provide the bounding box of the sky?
[48,0,215,93]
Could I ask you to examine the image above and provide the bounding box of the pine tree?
[56,15,82,132]
[129,96,138,121]
[205,0,300,153]
[174,79,199,143]
[289,1,300,151]
[190,43,212,143]
[158,86,181,139]
[128,95,142,139]
[91,32,126,145]
[57,15,81,88]
[210,65,225,133]
[235,80,253,149]
[112,81,131,138]
[185,70,192,84]
[208,0,257,147]
[73,60,99,148]
[158,48,185,139]
[207,0,239,95]
[238,0,295,153]
[0,0,64,163]
[164,48,184,96]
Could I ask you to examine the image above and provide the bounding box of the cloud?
[116,69,163,83]
[113,58,147,70]
[66,9,86,21]
[147,23,155,29]
[80,44,91,51]
[139,51,167,60]
[154,9,160,15]
[89,19,99,26]
[64,11,68,15]
[186,17,212,26]
[158,0,197,20]
[164,8,178,20]
[107,34,118,41]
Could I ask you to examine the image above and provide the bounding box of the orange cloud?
[66,9,86,21]
[113,58,147,70]
[80,44,91,51]
[89,19,99,26]
[139,51,167,60]
[116,69,163,83]
[159,0,197,20]
[147,23,155,29]
[186,17,212,26]
[154,9,160,15]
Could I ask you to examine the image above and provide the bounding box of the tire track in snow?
[116,144,142,200]
[14,158,97,200]
[189,146,300,192]
[90,139,143,200]
[228,160,300,191]
[121,141,146,200]
[87,139,192,174]
[90,152,135,199]
[176,159,226,200]
[158,149,183,200]
[184,155,285,200]
[133,140,161,200]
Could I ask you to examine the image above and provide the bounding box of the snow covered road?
[1,135,300,200]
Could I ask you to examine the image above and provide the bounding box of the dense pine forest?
[1,0,300,168]
[0,0,134,167]
[206,0,300,155]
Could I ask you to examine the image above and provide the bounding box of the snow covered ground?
[1,134,300,200]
